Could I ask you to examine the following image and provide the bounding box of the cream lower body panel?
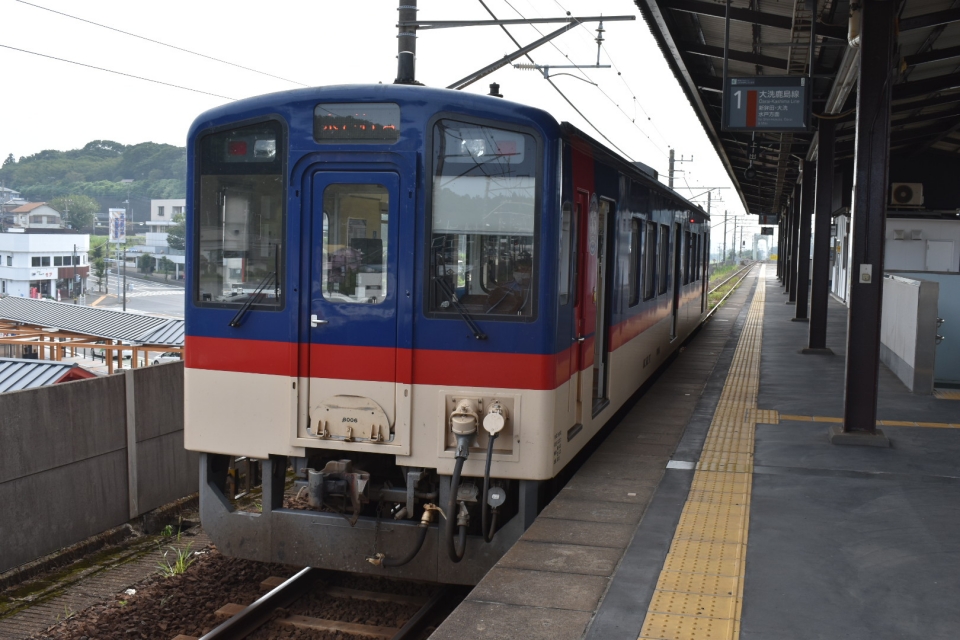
[184,368,304,459]
[186,308,703,479]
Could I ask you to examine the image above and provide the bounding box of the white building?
[0,187,26,212]
[145,198,185,250]
[4,203,62,229]
[0,229,89,299]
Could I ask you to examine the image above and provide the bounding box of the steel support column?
[776,214,783,280]
[788,187,801,303]
[794,160,814,319]
[836,0,896,443]
[808,119,835,350]
[783,199,793,291]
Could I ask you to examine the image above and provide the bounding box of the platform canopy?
[634,0,960,215]
[0,296,183,346]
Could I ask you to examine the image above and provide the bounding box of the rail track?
[706,261,757,319]
[173,568,463,640]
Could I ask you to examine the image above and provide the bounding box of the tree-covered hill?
[0,140,186,201]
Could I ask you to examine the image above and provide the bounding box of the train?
[184,84,709,584]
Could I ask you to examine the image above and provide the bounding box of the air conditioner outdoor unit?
[890,182,924,207]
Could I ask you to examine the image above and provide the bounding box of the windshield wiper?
[228,271,276,328]
[433,273,487,340]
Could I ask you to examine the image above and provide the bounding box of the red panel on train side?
[571,146,596,372]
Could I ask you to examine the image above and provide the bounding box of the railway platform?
[433,263,960,640]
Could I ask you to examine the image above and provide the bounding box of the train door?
[305,171,400,442]
[573,190,609,419]
[671,222,682,339]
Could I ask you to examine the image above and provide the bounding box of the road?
[83,270,184,318]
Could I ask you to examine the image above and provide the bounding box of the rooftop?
[0,357,95,393]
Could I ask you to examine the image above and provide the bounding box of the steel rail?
[705,262,757,320]
[708,261,757,295]
[198,567,458,640]
[390,587,463,640]
[199,567,319,640]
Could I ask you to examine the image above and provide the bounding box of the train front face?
[184,85,563,583]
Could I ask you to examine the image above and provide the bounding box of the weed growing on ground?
[157,543,195,577]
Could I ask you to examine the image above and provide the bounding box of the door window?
[321,184,390,304]
[658,224,670,295]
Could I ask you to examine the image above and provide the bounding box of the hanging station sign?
[758,213,779,225]
[723,77,810,132]
[761,227,775,235]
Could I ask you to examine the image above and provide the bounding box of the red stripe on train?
[186,336,575,390]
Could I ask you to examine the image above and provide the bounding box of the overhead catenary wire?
[537,0,671,153]
[0,43,236,100]
[499,0,667,159]
[546,0,672,149]
[477,0,636,162]
[16,0,309,87]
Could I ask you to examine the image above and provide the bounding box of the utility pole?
[723,210,728,264]
[395,0,419,85]
[123,246,127,312]
[668,149,675,189]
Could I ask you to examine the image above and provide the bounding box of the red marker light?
[227,141,248,156]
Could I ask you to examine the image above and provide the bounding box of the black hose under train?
[481,433,499,542]
[382,524,429,567]
[445,454,468,563]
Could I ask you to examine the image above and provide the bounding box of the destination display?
[761,227,774,235]
[723,77,809,132]
[758,214,778,225]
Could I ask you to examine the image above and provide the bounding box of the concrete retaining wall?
[0,362,195,574]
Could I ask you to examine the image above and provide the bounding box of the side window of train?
[658,223,670,295]
[683,230,692,285]
[429,119,539,318]
[196,120,284,308]
[628,218,641,307]
[559,202,573,305]
[643,220,656,300]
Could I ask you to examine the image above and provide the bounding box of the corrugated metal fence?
[0,362,197,574]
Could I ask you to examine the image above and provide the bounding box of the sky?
[1,0,769,254]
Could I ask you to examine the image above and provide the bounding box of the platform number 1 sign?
[724,77,809,132]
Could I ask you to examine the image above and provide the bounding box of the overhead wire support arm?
[402,15,634,30]
[446,16,634,90]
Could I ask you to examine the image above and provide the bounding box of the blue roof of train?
[188,84,563,140]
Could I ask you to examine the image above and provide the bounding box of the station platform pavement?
[432,263,960,640]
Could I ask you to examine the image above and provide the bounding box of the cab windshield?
[428,120,539,318]
[195,121,284,307]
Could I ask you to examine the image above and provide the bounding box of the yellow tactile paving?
[933,388,960,400]
[639,264,766,640]
[778,415,957,429]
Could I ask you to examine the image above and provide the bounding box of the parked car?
[153,352,182,365]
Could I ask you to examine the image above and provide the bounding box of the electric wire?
[0,43,236,100]
[517,0,669,156]
[494,0,664,161]
[545,0,672,149]
[477,0,636,161]
[15,0,309,87]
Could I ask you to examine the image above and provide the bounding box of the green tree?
[3,153,13,167]
[50,194,99,230]
[137,253,154,274]
[167,212,186,251]
[157,256,175,280]
[92,258,107,291]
